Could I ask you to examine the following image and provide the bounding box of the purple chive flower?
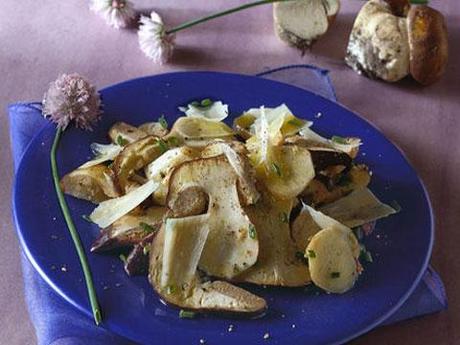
[42,73,102,130]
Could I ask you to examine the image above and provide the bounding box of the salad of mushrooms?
[61,101,397,315]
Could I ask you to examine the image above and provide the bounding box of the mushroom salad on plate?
[61,101,397,315]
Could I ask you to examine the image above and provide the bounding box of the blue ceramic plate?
[13,72,433,345]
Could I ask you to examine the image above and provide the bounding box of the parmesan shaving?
[79,143,122,169]
[180,101,229,122]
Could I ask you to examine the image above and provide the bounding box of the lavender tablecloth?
[8,65,447,345]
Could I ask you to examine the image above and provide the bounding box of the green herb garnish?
[166,285,176,294]
[271,162,282,177]
[279,212,289,223]
[330,271,340,279]
[190,101,200,107]
[360,245,373,263]
[179,309,196,319]
[119,254,128,264]
[116,135,128,146]
[307,250,316,258]
[353,227,364,241]
[249,224,257,239]
[139,222,155,234]
[410,0,428,4]
[157,139,169,153]
[201,98,213,107]
[158,114,168,129]
[143,245,151,256]
[167,136,180,147]
[331,136,348,145]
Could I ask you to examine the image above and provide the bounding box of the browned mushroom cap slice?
[123,233,156,276]
[109,122,147,144]
[60,164,119,204]
[234,192,311,287]
[169,186,209,218]
[113,135,165,192]
[383,0,410,17]
[149,220,266,315]
[91,206,166,252]
[407,5,448,85]
[167,156,259,279]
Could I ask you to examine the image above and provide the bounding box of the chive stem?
[166,0,296,35]
[51,127,102,325]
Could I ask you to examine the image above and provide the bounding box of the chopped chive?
[157,139,169,153]
[190,101,200,107]
[166,285,176,294]
[167,136,179,147]
[279,212,289,223]
[143,245,151,256]
[116,135,128,146]
[307,250,316,258]
[82,214,93,223]
[179,309,196,319]
[330,271,340,279]
[139,222,155,234]
[360,245,374,263]
[119,254,128,264]
[353,227,364,241]
[287,118,303,127]
[201,98,213,107]
[271,162,282,177]
[158,114,168,129]
[331,136,348,145]
[410,0,428,4]
[248,224,257,239]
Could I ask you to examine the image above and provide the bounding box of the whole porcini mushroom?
[345,0,448,85]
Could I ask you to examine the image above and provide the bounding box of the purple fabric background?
[1,1,459,344]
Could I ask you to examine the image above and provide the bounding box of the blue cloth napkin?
[8,66,447,345]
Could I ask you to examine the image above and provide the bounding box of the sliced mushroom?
[256,144,315,200]
[169,186,209,218]
[113,135,165,192]
[109,122,147,144]
[235,193,311,287]
[273,0,340,50]
[301,164,371,207]
[167,156,258,279]
[165,117,234,147]
[123,234,155,276]
[60,164,119,204]
[407,5,448,85]
[149,221,266,314]
[201,142,260,205]
[306,226,360,293]
[91,206,166,252]
[138,122,169,137]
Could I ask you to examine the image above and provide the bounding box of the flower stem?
[166,0,295,35]
[51,127,102,325]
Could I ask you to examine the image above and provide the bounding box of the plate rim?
[12,71,435,344]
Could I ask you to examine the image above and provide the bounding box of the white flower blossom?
[43,74,102,130]
[138,11,175,64]
[90,0,136,29]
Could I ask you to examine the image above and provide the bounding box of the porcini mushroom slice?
[273,0,340,49]
[201,142,260,205]
[306,226,360,294]
[60,164,119,204]
[319,187,397,228]
[149,223,267,314]
[169,186,209,218]
[109,122,147,144]
[256,144,315,200]
[235,193,311,287]
[91,206,166,252]
[113,135,165,192]
[167,156,258,279]
[138,122,169,137]
[407,5,448,85]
